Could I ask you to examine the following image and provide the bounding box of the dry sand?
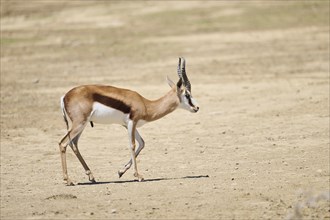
[1,1,329,219]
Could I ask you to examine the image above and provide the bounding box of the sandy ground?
[1,1,329,219]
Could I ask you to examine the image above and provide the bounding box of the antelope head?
[167,57,199,113]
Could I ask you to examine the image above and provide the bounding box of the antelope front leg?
[126,121,144,181]
[118,129,145,178]
[131,145,144,182]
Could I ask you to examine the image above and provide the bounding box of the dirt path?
[1,1,329,219]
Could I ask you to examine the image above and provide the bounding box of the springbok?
[59,57,199,185]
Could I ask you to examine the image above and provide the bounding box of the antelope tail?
[60,96,69,130]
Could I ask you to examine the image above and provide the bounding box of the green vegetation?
[0,37,38,46]
[0,38,21,45]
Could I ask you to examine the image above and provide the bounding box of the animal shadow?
[77,175,209,186]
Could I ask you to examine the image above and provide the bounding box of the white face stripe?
[178,91,199,113]
[190,97,199,107]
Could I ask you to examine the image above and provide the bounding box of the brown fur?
[63,85,180,123]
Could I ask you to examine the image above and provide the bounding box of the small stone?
[33,79,39,84]
[111,209,117,214]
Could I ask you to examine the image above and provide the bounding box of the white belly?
[89,102,148,127]
[90,102,129,125]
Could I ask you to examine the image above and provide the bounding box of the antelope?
[58,57,199,186]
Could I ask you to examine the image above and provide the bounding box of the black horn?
[177,57,182,79]
[181,57,191,92]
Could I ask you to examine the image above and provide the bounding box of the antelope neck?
[144,89,179,122]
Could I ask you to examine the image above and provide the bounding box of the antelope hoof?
[65,179,75,186]
[86,171,96,183]
[134,173,144,182]
[89,177,96,183]
[118,170,124,178]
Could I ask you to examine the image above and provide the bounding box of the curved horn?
[181,57,191,92]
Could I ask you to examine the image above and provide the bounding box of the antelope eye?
[185,94,190,99]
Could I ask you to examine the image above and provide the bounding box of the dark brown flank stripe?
[92,93,131,114]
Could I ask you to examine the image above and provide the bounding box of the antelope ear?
[166,76,176,88]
